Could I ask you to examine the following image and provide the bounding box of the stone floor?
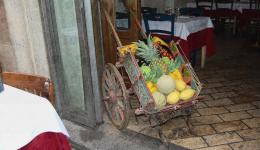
[124,35,260,150]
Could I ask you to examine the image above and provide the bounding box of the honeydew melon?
[156,75,176,95]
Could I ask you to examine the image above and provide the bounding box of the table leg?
[201,46,206,69]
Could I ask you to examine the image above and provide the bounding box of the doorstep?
[63,119,187,150]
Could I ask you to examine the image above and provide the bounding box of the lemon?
[167,91,180,104]
[180,89,195,101]
[176,80,187,91]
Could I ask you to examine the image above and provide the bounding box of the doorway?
[39,0,102,127]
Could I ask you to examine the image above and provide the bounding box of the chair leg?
[233,17,237,35]
[201,46,206,69]
[190,50,197,68]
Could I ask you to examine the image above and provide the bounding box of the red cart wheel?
[102,63,130,129]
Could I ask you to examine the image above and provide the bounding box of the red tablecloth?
[239,9,260,28]
[204,9,241,18]
[203,9,260,29]
[20,132,71,150]
[152,28,216,59]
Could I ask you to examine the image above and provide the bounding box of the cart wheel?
[102,63,130,129]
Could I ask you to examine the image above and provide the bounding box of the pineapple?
[136,35,168,74]
[149,59,168,74]
[135,35,159,63]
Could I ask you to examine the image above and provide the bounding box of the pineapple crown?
[134,35,159,63]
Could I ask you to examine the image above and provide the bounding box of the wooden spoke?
[102,63,130,129]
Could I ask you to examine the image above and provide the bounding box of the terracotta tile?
[200,95,214,101]
[230,139,260,150]
[215,86,233,93]
[225,103,256,112]
[247,109,260,117]
[190,115,223,126]
[196,101,208,109]
[219,111,252,121]
[197,107,228,116]
[197,145,232,150]
[237,128,260,140]
[242,118,260,128]
[171,137,207,149]
[211,92,238,99]
[193,125,216,136]
[206,78,227,83]
[205,98,234,107]
[252,101,260,108]
[204,83,224,89]
[203,132,243,146]
[161,118,187,131]
[231,96,259,104]
[212,121,248,133]
[201,88,218,95]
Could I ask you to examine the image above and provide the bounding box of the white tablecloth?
[142,16,213,40]
[0,84,69,150]
[186,2,253,13]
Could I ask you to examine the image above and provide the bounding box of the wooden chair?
[195,0,214,10]
[143,13,175,42]
[2,72,55,106]
[141,7,157,15]
[215,0,237,34]
[179,7,204,16]
[244,0,260,46]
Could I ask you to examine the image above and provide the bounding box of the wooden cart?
[101,2,202,142]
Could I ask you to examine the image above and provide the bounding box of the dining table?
[0,84,71,150]
[186,1,260,29]
[142,16,216,67]
[186,1,254,13]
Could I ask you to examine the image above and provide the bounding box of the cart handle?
[121,0,147,39]
[101,1,123,47]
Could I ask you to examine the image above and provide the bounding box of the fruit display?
[156,75,176,95]
[152,92,167,110]
[135,35,196,110]
[118,43,137,57]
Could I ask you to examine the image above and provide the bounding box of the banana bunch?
[118,43,138,57]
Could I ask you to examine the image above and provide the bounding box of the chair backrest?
[215,0,234,9]
[250,0,260,9]
[196,0,214,10]
[179,7,204,16]
[116,12,131,29]
[143,13,175,41]
[141,7,157,14]
[2,72,55,105]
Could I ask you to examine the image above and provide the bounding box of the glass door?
[40,0,99,127]
[54,0,85,111]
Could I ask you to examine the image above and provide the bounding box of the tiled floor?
[126,35,260,149]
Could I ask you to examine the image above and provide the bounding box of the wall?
[0,0,17,71]
[0,0,50,77]
[141,0,166,13]
[141,0,189,13]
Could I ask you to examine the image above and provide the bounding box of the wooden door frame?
[100,0,142,64]
[39,0,104,127]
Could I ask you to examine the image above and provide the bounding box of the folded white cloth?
[0,84,69,150]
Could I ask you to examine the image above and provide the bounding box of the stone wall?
[0,0,50,77]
